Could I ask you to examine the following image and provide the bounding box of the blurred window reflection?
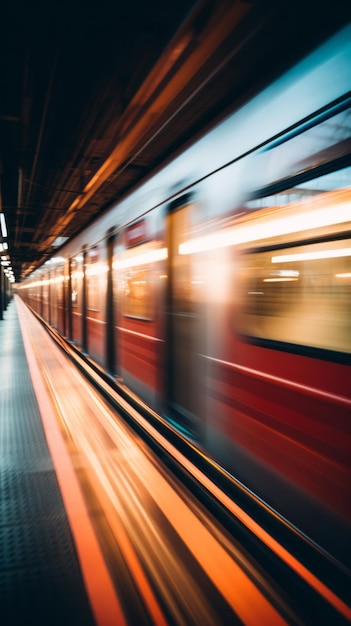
[87,276,99,310]
[238,167,351,354]
[246,166,351,211]
[239,238,351,353]
[86,247,100,311]
[42,276,49,303]
[118,233,166,320]
[71,258,80,307]
[122,266,154,320]
[249,106,351,194]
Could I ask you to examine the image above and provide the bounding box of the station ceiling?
[1,0,350,281]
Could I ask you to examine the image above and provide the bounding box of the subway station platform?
[0,298,96,626]
[2,297,351,626]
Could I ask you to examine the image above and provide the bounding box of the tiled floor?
[0,298,95,626]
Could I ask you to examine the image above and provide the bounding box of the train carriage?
[19,23,351,569]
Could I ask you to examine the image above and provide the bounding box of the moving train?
[20,24,351,568]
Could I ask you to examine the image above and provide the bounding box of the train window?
[118,241,162,320]
[237,170,351,355]
[71,256,83,307]
[122,267,154,320]
[238,238,351,354]
[86,247,102,311]
[42,276,49,303]
[246,165,351,213]
[251,105,351,194]
[87,275,99,310]
[57,272,64,307]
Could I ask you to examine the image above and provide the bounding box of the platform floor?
[0,298,96,626]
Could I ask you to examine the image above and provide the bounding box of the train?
[19,23,351,570]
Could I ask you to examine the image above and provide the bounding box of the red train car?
[20,24,351,570]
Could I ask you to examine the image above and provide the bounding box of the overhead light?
[52,236,69,247]
[0,213,8,238]
[3,242,8,250]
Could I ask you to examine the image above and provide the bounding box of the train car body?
[20,24,351,569]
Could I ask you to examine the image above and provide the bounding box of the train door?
[165,197,203,439]
[57,261,66,336]
[70,254,84,347]
[105,231,116,375]
[50,266,58,329]
[39,275,44,317]
[42,270,49,320]
[112,231,124,380]
[66,258,73,339]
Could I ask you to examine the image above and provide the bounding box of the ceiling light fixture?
[0,213,8,238]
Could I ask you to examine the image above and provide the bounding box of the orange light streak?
[89,366,351,622]
[16,297,127,626]
[62,367,287,626]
